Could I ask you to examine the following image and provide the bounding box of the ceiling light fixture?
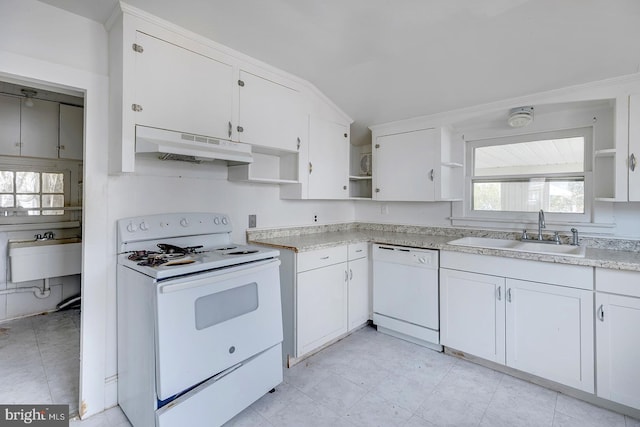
[507,106,534,128]
[21,89,37,108]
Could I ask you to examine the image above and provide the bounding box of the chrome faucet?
[538,209,545,240]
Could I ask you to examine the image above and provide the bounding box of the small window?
[0,170,65,216]
[468,128,591,216]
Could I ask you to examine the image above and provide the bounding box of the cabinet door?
[373,128,437,201]
[0,94,21,156]
[134,32,234,141]
[308,117,349,199]
[348,256,369,331]
[506,279,594,393]
[238,71,305,152]
[21,99,59,158]
[440,269,505,363]
[59,104,83,160]
[596,293,640,409]
[297,262,348,356]
[629,94,640,201]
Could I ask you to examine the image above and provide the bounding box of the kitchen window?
[465,127,592,222]
[0,165,74,223]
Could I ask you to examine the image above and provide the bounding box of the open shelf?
[228,149,299,185]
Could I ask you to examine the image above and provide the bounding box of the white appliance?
[135,125,253,164]
[117,213,283,427]
[372,244,441,351]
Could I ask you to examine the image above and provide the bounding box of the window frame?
[464,127,593,224]
[0,159,76,225]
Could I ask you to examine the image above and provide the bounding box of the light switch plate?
[248,214,257,228]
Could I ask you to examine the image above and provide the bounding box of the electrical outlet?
[313,214,318,223]
[248,214,257,228]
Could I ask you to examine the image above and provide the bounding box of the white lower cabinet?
[440,269,505,363]
[297,261,348,356]
[505,279,593,392]
[347,243,369,331]
[440,252,595,393]
[595,268,640,410]
[293,243,370,359]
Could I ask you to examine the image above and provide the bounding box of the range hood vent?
[135,126,253,164]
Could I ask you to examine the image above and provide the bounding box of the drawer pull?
[320,256,330,260]
[597,304,605,321]
[497,286,502,301]
[507,288,512,302]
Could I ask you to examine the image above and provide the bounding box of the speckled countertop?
[247,223,640,272]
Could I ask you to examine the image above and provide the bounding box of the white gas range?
[116,212,283,427]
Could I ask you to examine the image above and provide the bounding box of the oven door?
[154,258,282,400]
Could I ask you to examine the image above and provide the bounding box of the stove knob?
[180,218,189,227]
[213,217,220,225]
[221,217,228,225]
[139,221,148,231]
[126,222,137,232]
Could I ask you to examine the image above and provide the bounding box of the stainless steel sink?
[447,236,586,258]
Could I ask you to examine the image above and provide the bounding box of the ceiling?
[37,0,640,145]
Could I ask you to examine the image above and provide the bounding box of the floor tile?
[480,376,557,427]
[304,372,367,415]
[266,393,353,427]
[555,393,626,427]
[403,415,438,427]
[222,406,272,427]
[418,388,486,427]
[344,392,413,427]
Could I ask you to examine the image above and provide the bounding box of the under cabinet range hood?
[135,126,253,164]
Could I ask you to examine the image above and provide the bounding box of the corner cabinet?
[306,116,350,199]
[440,251,594,393]
[371,127,462,202]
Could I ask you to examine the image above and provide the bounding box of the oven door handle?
[159,259,280,294]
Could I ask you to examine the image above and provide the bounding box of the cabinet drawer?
[297,246,348,272]
[348,242,368,260]
[596,268,640,298]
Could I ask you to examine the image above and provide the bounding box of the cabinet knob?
[343,185,347,190]
[238,80,245,87]
[597,304,605,321]
[375,188,380,193]
[131,104,143,112]
[237,126,244,133]
[228,121,232,138]
[309,162,313,174]
[297,137,301,150]
[429,169,435,181]
[631,153,637,172]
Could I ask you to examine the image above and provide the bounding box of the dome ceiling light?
[508,106,534,128]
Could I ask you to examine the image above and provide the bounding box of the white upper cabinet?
[307,116,349,199]
[237,71,305,153]
[59,104,83,160]
[132,31,234,141]
[374,128,435,201]
[21,98,59,159]
[0,94,21,156]
[372,127,462,202]
[628,93,640,201]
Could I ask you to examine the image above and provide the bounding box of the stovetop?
[119,242,279,280]
[116,213,279,280]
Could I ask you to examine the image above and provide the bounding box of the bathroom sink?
[9,238,82,282]
[447,237,586,258]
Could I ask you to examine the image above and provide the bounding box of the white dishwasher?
[372,244,441,351]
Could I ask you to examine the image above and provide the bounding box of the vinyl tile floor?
[30,323,640,427]
[0,308,81,416]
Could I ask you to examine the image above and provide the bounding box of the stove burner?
[215,246,238,251]
[157,243,203,254]
[226,250,259,255]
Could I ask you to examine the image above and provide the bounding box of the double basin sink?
[447,236,586,258]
